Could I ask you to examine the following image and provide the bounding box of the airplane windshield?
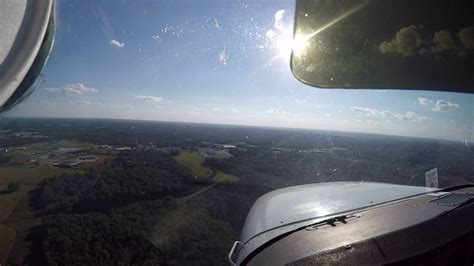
[0,1,472,265]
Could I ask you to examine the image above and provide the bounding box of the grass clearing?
[0,166,80,221]
[58,139,97,149]
[17,142,48,155]
[0,165,79,223]
[174,151,238,182]
[0,187,27,222]
[0,139,104,263]
[0,224,16,265]
[214,171,238,183]
[3,194,42,265]
[174,151,212,177]
[18,140,98,156]
[0,165,80,186]
[0,165,81,264]
[6,152,30,165]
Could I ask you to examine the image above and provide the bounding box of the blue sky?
[7,0,473,142]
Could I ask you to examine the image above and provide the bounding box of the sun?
[275,28,307,60]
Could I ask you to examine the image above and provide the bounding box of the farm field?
[0,165,80,186]
[3,195,42,265]
[213,171,238,183]
[16,140,98,156]
[0,224,15,265]
[0,165,80,264]
[174,151,238,182]
[0,186,28,222]
[174,151,212,177]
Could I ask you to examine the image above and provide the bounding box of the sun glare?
[276,29,307,59]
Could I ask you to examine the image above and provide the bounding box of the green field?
[0,224,15,265]
[0,165,80,186]
[18,140,98,155]
[213,171,239,183]
[174,151,212,177]
[58,139,96,148]
[174,151,238,182]
[0,187,28,222]
[3,194,42,265]
[0,166,80,221]
[16,142,48,155]
[0,165,81,263]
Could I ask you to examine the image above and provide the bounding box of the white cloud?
[350,107,392,117]
[274,10,285,31]
[351,106,430,122]
[191,107,207,112]
[380,26,474,57]
[394,111,431,122]
[459,27,474,50]
[266,108,287,115]
[69,100,100,105]
[45,83,98,95]
[381,111,394,117]
[212,107,237,113]
[432,30,456,53]
[266,30,276,38]
[136,95,163,103]
[433,100,459,112]
[417,97,433,106]
[351,107,377,116]
[418,98,460,112]
[294,98,307,104]
[111,104,134,109]
[379,25,424,56]
[110,39,125,48]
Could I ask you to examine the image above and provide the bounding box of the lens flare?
[276,29,308,59]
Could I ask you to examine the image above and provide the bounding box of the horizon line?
[3,114,470,145]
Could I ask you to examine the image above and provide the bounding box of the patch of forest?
[204,144,474,189]
[31,151,199,213]
[27,150,269,265]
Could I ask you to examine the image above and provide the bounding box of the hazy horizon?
[4,115,470,144]
[4,0,473,143]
